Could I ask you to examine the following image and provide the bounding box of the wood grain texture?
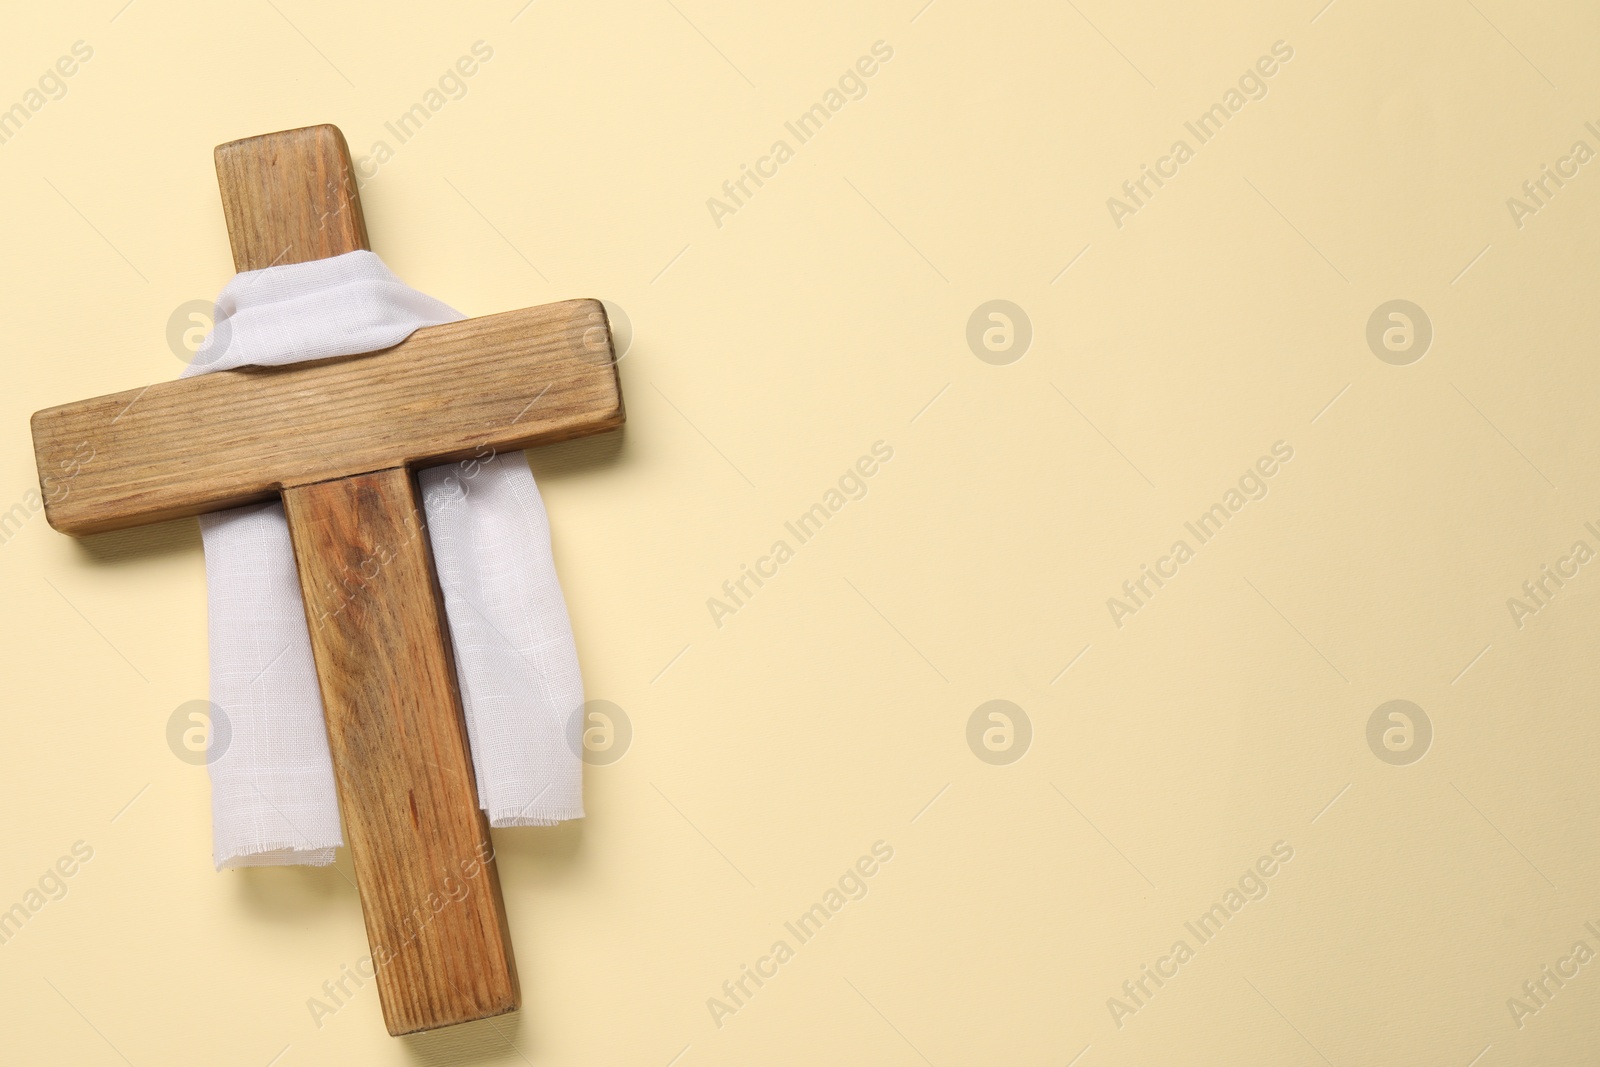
[31,299,623,535]
[214,124,370,271]
[283,468,518,1035]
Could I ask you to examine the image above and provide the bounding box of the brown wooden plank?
[214,124,370,271]
[30,299,623,535]
[282,468,518,1035]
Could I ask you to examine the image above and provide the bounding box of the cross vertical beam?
[216,126,517,1034]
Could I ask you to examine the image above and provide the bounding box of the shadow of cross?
[28,124,625,1036]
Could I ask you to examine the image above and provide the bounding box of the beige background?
[3,0,1598,1063]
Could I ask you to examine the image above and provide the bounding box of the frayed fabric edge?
[489,804,587,829]
[218,846,339,870]
[214,805,586,867]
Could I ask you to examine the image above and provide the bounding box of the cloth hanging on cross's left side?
[186,250,586,869]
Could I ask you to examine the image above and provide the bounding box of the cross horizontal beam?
[31,299,623,535]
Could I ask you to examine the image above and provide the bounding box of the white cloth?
[188,251,585,869]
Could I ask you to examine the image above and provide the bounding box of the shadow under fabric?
[185,250,585,869]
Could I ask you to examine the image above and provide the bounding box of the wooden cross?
[28,125,624,1035]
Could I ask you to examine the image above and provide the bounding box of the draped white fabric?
[187,251,585,869]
